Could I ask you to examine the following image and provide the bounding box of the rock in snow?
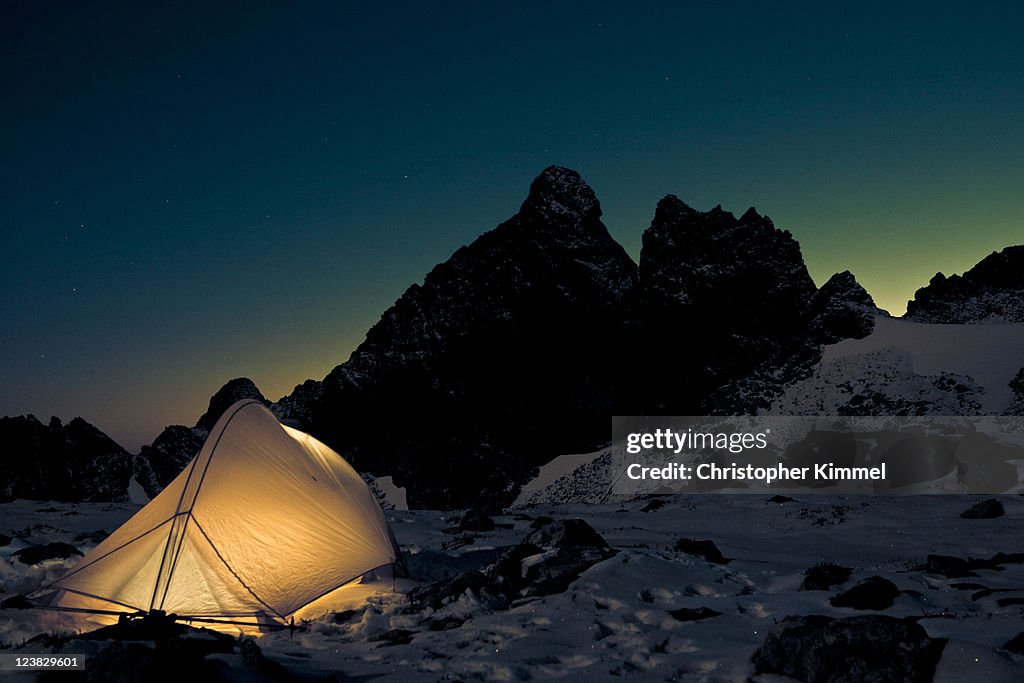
[1010,368,1024,415]
[12,541,83,565]
[411,517,615,610]
[673,538,730,565]
[753,614,945,683]
[960,498,1005,519]
[829,576,901,611]
[801,562,853,591]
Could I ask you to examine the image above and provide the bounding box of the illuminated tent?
[48,399,398,628]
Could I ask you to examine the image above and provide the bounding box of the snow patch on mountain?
[771,317,1024,415]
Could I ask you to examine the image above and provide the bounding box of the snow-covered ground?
[1,496,1022,681]
[773,317,1024,414]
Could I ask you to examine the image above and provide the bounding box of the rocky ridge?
[2,167,1020,506]
[905,245,1024,323]
[133,378,269,498]
[0,415,131,503]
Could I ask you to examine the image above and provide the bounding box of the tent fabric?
[51,399,397,621]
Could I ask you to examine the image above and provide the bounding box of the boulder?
[674,538,729,565]
[960,498,1004,519]
[801,562,853,591]
[523,518,608,549]
[753,614,945,683]
[830,576,900,610]
[458,509,495,532]
[13,542,82,565]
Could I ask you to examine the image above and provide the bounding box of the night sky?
[3,2,1023,451]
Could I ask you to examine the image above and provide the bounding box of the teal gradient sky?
[3,2,1023,450]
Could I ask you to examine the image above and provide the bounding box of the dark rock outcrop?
[194,378,269,432]
[809,271,882,344]
[135,378,269,496]
[801,562,853,591]
[830,576,900,610]
[411,517,614,610]
[1005,631,1024,655]
[13,542,83,565]
[923,554,973,578]
[768,494,796,504]
[1010,368,1024,416]
[674,538,729,565]
[668,606,721,621]
[458,509,496,532]
[49,618,245,683]
[295,167,639,508]
[960,498,1005,519]
[136,425,205,496]
[905,245,1024,323]
[635,198,820,414]
[753,614,945,683]
[0,415,131,502]
[271,378,323,426]
[920,552,1024,578]
[523,518,609,549]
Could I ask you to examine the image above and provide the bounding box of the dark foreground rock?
[753,614,945,683]
[668,607,721,622]
[1011,368,1024,416]
[923,554,974,578]
[801,562,853,591]
[1004,631,1024,655]
[29,619,297,683]
[524,518,609,549]
[768,495,796,504]
[960,498,1005,519]
[457,508,495,532]
[411,518,615,610]
[919,551,1024,578]
[13,542,82,565]
[674,538,729,565]
[830,576,901,610]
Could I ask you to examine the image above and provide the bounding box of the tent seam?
[190,516,285,620]
[47,517,177,587]
[54,587,146,613]
[150,399,261,611]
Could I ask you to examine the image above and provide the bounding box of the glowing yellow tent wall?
[50,399,397,626]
